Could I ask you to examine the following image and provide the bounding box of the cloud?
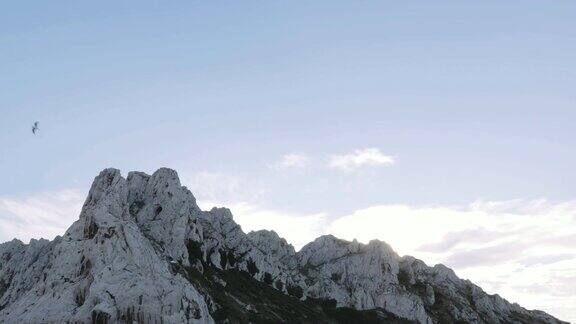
[513,273,576,298]
[326,200,576,264]
[328,148,395,170]
[444,242,528,268]
[417,228,513,253]
[198,201,327,250]
[270,153,310,170]
[182,171,241,200]
[181,171,265,205]
[0,189,85,243]
[518,254,576,267]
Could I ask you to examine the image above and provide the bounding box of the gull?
[32,121,39,134]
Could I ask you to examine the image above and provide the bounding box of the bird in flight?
[32,121,39,134]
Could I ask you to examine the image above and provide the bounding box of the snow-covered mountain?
[0,168,567,323]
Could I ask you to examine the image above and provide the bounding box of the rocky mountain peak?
[0,168,567,324]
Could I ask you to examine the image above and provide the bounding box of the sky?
[1,0,575,321]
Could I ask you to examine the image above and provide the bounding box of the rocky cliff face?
[0,168,568,323]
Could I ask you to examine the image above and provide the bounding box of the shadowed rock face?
[0,168,568,324]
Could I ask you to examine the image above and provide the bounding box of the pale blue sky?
[2,1,575,213]
[2,1,576,319]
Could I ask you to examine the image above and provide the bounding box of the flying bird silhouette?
[32,121,39,134]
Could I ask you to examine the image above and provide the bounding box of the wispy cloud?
[182,171,242,201]
[270,153,310,170]
[326,200,576,265]
[0,189,85,243]
[197,201,327,250]
[181,171,265,205]
[328,148,395,170]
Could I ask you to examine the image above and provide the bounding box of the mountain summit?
[0,168,567,323]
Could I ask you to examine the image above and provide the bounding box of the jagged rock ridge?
[0,168,568,323]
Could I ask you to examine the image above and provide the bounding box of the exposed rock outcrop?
[1,169,211,323]
[0,168,567,323]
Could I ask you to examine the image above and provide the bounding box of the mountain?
[0,168,567,323]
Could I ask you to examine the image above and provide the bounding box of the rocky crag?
[0,168,568,323]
